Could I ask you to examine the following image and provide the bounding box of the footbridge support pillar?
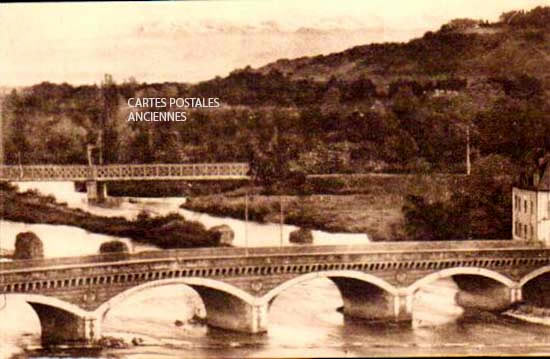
[86,181,107,203]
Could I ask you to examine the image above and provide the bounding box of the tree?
[403,195,463,241]
[2,90,30,164]
[100,74,121,163]
[452,154,516,239]
[383,130,419,166]
[476,97,549,162]
[403,154,517,241]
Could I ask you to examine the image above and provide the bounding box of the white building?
[512,156,550,245]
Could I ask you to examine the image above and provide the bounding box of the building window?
[531,201,534,215]
[524,224,528,238]
[524,200,528,213]
[518,223,523,237]
[521,223,525,238]
[530,224,534,239]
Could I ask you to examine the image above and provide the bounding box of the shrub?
[99,240,129,253]
[14,232,44,260]
[289,228,314,244]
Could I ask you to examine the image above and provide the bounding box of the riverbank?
[181,174,462,241]
[0,182,220,249]
[103,180,249,197]
[506,305,550,326]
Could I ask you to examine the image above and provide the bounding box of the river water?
[1,182,549,358]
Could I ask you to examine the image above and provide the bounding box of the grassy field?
[182,174,464,241]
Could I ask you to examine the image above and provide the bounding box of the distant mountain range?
[223,9,550,88]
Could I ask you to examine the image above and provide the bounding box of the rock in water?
[99,240,129,254]
[289,228,314,244]
[131,337,143,346]
[208,224,234,246]
[14,232,44,260]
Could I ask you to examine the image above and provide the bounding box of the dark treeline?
[2,69,548,177]
[499,6,550,28]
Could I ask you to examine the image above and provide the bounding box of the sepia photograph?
[1,0,550,357]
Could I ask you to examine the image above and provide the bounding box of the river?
[1,182,549,358]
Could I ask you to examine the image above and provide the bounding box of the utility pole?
[0,114,2,179]
[100,74,113,166]
[0,111,3,175]
[466,125,471,175]
[97,130,104,165]
[279,195,284,247]
[0,110,3,166]
[87,144,95,166]
[245,188,249,256]
[17,152,22,177]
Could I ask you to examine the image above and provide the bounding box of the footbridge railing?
[0,163,250,181]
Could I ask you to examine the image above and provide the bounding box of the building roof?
[538,160,550,190]
[517,154,550,191]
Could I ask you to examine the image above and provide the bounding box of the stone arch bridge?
[1,241,550,345]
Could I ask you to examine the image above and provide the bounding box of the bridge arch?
[5,294,96,345]
[260,270,399,305]
[95,277,256,319]
[6,293,89,318]
[406,267,517,296]
[95,277,264,333]
[259,270,405,321]
[519,265,550,308]
[519,266,550,287]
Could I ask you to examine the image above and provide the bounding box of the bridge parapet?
[0,240,546,272]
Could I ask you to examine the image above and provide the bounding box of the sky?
[1,0,549,86]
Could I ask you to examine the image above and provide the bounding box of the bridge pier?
[27,302,100,346]
[510,287,523,303]
[453,275,518,312]
[331,278,411,322]
[86,181,107,204]
[394,293,413,321]
[192,286,267,334]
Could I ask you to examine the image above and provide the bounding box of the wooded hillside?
[2,7,549,181]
